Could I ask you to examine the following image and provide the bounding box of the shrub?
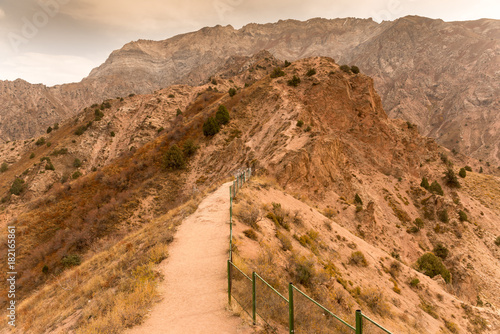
[71,171,82,179]
[276,230,293,251]
[10,178,25,195]
[73,158,82,168]
[182,139,198,157]
[284,60,291,67]
[433,243,449,259]
[215,105,230,125]
[110,131,115,137]
[203,117,220,136]
[458,210,468,222]
[306,68,316,77]
[176,108,182,116]
[61,254,81,267]
[46,126,52,133]
[350,65,360,74]
[414,218,424,229]
[270,67,285,78]
[420,177,430,190]
[294,256,315,286]
[444,320,459,334]
[45,162,55,171]
[0,162,8,173]
[168,94,175,98]
[409,278,420,288]
[75,126,87,136]
[243,229,258,241]
[35,137,46,146]
[53,123,59,130]
[440,153,451,166]
[360,288,391,316]
[494,236,500,246]
[267,202,290,230]
[429,181,444,195]
[459,168,466,178]
[479,166,483,173]
[42,265,49,274]
[349,251,368,267]
[228,88,237,97]
[163,145,185,170]
[437,209,449,223]
[443,168,460,188]
[340,65,351,73]
[464,165,472,172]
[416,253,450,283]
[354,193,363,205]
[296,120,304,127]
[51,148,68,156]
[29,153,35,159]
[94,109,104,121]
[287,75,301,87]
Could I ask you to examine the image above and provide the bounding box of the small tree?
[464,166,472,172]
[420,177,430,190]
[458,210,468,222]
[176,108,182,116]
[182,139,198,157]
[73,158,82,168]
[203,117,220,136]
[10,178,25,195]
[459,168,466,178]
[46,126,53,134]
[228,88,237,97]
[354,193,363,205]
[306,68,316,77]
[443,168,460,188]
[163,145,185,170]
[215,105,230,125]
[351,65,360,74]
[340,65,351,73]
[270,67,285,78]
[0,162,8,173]
[284,60,291,67]
[433,243,449,259]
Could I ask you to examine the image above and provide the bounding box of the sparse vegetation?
[443,168,460,188]
[350,65,360,74]
[35,137,46,146]
[0,162,8,173]
[438,209,449,223]
[494,236,500,246]
[73,158,82,168]
[71,171,82,179]
[464,165,472,172]
[306,68,316,77]
[340,65,351,73]
[458,210,468,222]
[228,88,237,97]
[420,177,430,190]
[46,126,53,133]
[409,278,420,288]
[433,243,449,259]
[61,254,81,268]
[354,193,363,205]
[182,139,198,157]
[284,60,291,67]
[296,120,304,127]
[459,167,466,178]
[243,229,258,241]
[429,180,444,195]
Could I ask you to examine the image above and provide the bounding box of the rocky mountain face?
[1,16,499,165]
[1,55,499,333]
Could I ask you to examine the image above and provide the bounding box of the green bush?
[110,131,115,137]
[215,105,230,125]
[168,94,175,98]
[494,236,500,246]
[176,108,182,116]
[94,109,104,121]
[295,256,315,286]
[459,168,466,178]
[163,145,186,170]
[182,139,198,157]
[429,181,444,195]
[351,66,360,74]
[228,88,237,97]
[284,60,291,67]
[287,75,301,87]
[75,126,87,136]
[443,168,460,188]
[349,251,368,267]
[296,120,304,127]
[72,171,82,179]
[243,229,258,241]
[46,126,52,134]
[409,278,420,288]
[29,153,35,159]
[354,193,363,205]
[53,123,59,130]
[438,209,449,223]
[203,117,220,136]
[416,253,450,283]
[0,162,8,173]
[35,137,46,146]
[73,158,82,168]
[433,243,449,259]
[340,65,351,73]
[420,177,430,190]
[10,178,25,195]
[458,210,468,222]
[479,167,483,173]
[306,68,316,77]
[464,165,472,172]
[270,67,285,78]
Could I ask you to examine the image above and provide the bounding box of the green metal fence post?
[289,283,295,334]
[252,272,256,325]
[229,185,233,261]
[228,260,232,306]
[356,310,362,334]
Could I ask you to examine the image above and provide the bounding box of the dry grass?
[12,197,201,334]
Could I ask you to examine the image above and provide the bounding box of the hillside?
[1,16,499,165]
[0,55,499,333]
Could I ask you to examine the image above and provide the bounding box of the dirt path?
[127,182,251,334]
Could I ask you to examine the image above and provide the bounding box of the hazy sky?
[0,0,499,86]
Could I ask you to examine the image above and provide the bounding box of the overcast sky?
[0,0,498,86]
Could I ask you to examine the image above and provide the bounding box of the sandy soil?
[127,182,252,334]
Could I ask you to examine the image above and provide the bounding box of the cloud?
[0,52,99,86]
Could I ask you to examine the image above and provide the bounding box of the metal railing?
[225,168,393,333]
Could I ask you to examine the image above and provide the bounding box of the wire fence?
[226,167,393,334]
